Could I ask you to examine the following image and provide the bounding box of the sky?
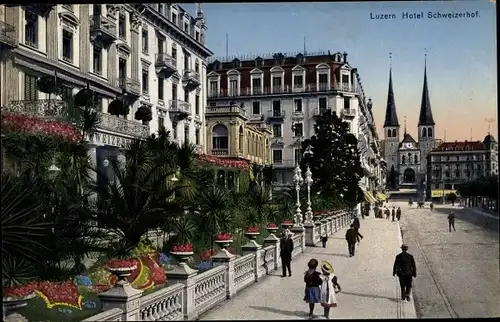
[182,1,497,142]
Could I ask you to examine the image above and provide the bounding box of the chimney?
[343,52,348,63]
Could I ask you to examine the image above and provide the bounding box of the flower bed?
[3,284,35,299]
[197,154,250,170]
[33,281,83,310]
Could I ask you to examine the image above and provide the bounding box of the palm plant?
[244,183,273,226]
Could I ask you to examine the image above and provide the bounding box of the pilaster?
[304,222,315,246]
[263,234,279,270]
[290,226,305,253]
[166,265,198,320]
[130,12,141,81]
[79,5,91,73]
[212,250,236,299]
[98,280,143,321]
[241,241,262,281]
[107,44,117,86]
[46,10,58,61]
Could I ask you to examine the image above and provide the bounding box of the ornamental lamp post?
[303,145,314,225]
[292,166,304,227]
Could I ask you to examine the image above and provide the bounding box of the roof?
[431,141,486,152]
[383,68,400,128]
[483,134,496,144]
[401,133,417,144]
[418,61,435,126]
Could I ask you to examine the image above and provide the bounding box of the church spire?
[383,53,400,128]
[404,116,407,135]
[418,50,435,126]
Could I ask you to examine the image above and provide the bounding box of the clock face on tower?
[405,143,413,149]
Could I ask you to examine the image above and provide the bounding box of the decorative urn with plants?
[215,233,233,249]
[107,99,130,117]
[105,258,139,285]
[170,243,194,263]
[266,223,279,234]
[281,220,293,228]
[245,226,260,240]
[134,105,153,125]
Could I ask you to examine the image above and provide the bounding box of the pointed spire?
[384,53,400,128]
[418,49,435,126]
[404,116,407,135]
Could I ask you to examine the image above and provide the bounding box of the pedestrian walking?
[384,207,390,220]
[396,207,402,221]
[280,231,294,277]
[430,202,434,211]
[345,224,361,257]
[448,210,456,232]
[321,234,328,248]
[319,261,338,319]
[352,217,364,239]
[391,207,396,221]
[393,244,417,301]
[303,259,323,318]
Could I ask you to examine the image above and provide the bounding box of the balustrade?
[139,284,184,321]
[233,254,256,292]
[194,266,226,315]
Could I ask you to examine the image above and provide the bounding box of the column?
[79,5,91,73]
[4,6,19,103]
[46,10,58,61]
[129,12,141,82]
[107,44,117,86]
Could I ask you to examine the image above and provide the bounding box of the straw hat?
[320,261,334,274]
[401,244,409,250]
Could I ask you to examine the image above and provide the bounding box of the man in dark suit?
[352,217,364,239]
[345,224,361,257]
[393,244,417,301]
[448,210,456,232]
[280,231,294,277]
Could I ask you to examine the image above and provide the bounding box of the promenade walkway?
[200,216,417,320]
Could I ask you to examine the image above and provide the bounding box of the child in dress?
[303,258,322,318]
[320,261,338,319]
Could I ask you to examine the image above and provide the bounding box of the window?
[158,116,165,131]
[184,55,189,70]
[293,123,303,137]
[184,90,189,103]
[60,86,73,100]
[252,78,262,94]
[195,128,200,145]
[158,38,164,54]
[434,184,439,189]
[212,124,229,149]
[184,22,189,32]
[93,45,102,74]
[294,99,302,112]
[272,124,282,137]
[229,79,238,96]
[172,83,177,100]
[319,97,327,110]
[252,101,260,114]
[24,74,37,100]
[195,31,200,41]
[293,75,303,88]
[195,60,199,73]
[172,46,177,60]
[159,4,164,13]
[93,4,101,15]
[25,11,37,47]
[342,74,349,84]
[195,95,200,114]
[62,29,73,62]
[344,97,350,110]
[318,74,328,84]
[272,100,281,116]
[172,13,177,25]
[142,29,148,53]
[209,80,218,96]
[172,122,178,139]
[118,14,126,39]
[142,69,149,94]
[118,58,126,84]
[184,126,189,143]
[272,150,283,163]
[272,76,282,87]
[158,78,164,100]
[294,149,302,165]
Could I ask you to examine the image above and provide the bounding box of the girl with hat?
[303,258,323,318]
[320,261,338,319]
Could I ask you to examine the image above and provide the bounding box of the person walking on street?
[280,231,294,277]
[430,202,434,211]
[319,261,338,319]
[345,224,361,257]
[303,259,323,318]
[384,207,390,220]
[393,244,417,301]
[448,210,456,232]
[321,234,328,248]
[396,207,402,221]
[391,207,396,222]
[352,217,364,239]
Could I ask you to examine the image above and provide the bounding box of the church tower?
[383,54,400,177]
[417,53,436,185]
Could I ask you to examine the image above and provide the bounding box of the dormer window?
[255,57,263,67]
[232,58,241,68]
[273,53,284,65]
[296,53,304,64]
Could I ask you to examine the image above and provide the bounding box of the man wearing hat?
[345,224,361,257]
[393,244,417,301]
[280,230,294,277]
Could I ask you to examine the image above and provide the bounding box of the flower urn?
[215,233,233,249]
[245,227,260,240]
[170,244,194,263]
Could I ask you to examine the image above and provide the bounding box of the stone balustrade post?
[332,215,338,232]
[327,216,333,235]
[263,233,280,270]
[320,218,328,236]
[314,221,321,244]
[291,226,306,253]
[304,221,315,246]
[98,276,143,320]
[212,249,236,299]
[166,263,198,320]
[242,239,262,281]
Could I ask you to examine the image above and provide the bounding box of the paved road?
[394,201,500,318]
[200,216,416,320]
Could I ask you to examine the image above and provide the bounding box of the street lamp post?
[292,166,303,227]
[304,166,314,224]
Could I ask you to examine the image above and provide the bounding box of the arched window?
[414,155,418,164]
[427,127,433,137]
[422,128,427,138]
[391,129,396,137]
[402,155,406,164]
[408,152,412,164]
[387,129,392,138]
[212,124,229,150]
[239,126,244,153]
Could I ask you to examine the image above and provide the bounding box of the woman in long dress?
[303,259,322,318]
[320,261,338,319]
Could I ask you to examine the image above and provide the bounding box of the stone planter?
[281,222,293,229]
[214,239,233,249]
[266,226,279,237]
[170,251,194,264]
[107,265,138,284]
[245,232,260,240]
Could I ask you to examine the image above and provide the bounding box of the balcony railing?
[341,108,356,118]
[0,20,18,47]
[273,158,296,167]
[6,99,65,119]
[183,69,200,81]
[155,53,177,75]
[267,110,286,119]
[168,99,191,114]
[208,83,355,98]
[211,148,229,156]
[98,112,149,138]
[206,105,246,115]
[119,77,141,96]
[90,15,117,45]
[313,107,329,116]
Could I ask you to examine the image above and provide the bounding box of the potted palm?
[134,105,153,125]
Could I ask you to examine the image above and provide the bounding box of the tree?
[300,109,364,209]
[445,192,457,206]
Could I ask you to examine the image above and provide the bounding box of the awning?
[363,190,377,204]
[376,192,387,201]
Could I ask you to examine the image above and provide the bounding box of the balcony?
[313,107,329,118]
[334,83,355,93]
[273,158,296,168]
[8,4,57,17]
[119,77,141,97]
[182,69,201,91]
[98,112,149,138]
[267,110,285,122]
[207,83,355,98]
[6,99,65,119]
[211,148,229,156]
[206,105,246,117]
[168,99,191,118]
[155,53,177,77]
[341,108,356,119]
[0,20,18,48]
[90,15,118,47]
[291,111,304,120]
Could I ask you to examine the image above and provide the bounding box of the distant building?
[381,56,440,191]
[205,51,383,190]
[425,134,499,199]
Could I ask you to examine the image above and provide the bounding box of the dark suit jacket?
[345,228,360,244]
[448,214,455,223]
[353,218,360,229]
[280,238,294,258]
[393,252,417,277]
[396,209,402,216]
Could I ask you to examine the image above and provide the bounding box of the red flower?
[283,220,293,224]
[3,284,35,298]
[216,233,232,241]
[106,259,138,269]
[171,244,193,252]
[200,248,218,261]
[267,223,278,228]
[34,281,82,309]
[247,227,260,233]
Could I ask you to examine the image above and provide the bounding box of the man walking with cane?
[280,231,294,277]
[393,244,417,301]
